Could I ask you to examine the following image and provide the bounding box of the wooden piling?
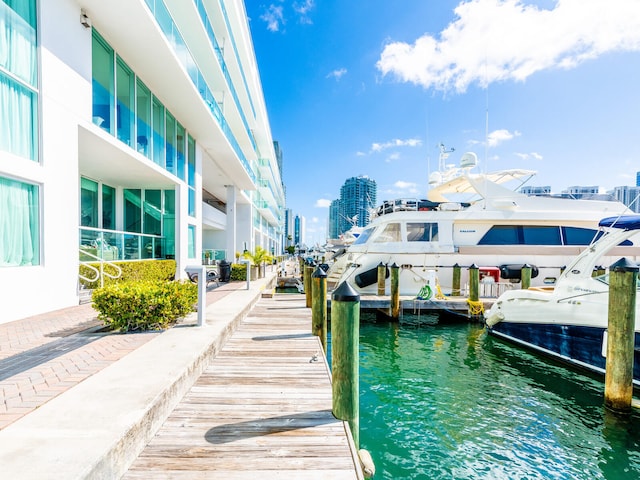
[390,263,400,320]
[468,264,482,320]
[521,264,532,290]
[311,265,328,354]
[452,263,461,296]
[331,282,360,448]
[604,258,638,414]
[304,264,313,308]
[377,262,386,296]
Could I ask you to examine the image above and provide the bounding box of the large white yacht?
[485,215,640,386]
[327,151,632,296]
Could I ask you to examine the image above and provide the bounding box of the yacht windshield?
[352,227,375,245]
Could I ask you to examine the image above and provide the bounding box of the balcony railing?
[79,227,168,262]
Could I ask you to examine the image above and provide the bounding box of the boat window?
[352,227,375,245]
[522,226,561,245]
[374,223,402,243]
[407,222,438,241]
[562,227,598,245]
[478,226,519,245]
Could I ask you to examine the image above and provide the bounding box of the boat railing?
[372,199,441,218]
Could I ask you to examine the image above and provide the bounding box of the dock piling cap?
[312,265,327,278]
[332,281,360,302]
[610,257,640,272]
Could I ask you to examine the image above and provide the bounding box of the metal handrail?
[79,248,123,288]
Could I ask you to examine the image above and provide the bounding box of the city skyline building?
[335,176,377,237]
[0,0,284,323]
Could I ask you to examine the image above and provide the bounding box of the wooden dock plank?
[123,295,363,480]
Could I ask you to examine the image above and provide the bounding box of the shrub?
[230,263,248,281]
[79,260,176,290]
[92,280,198,332]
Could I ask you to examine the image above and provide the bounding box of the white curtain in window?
[0,74,34,159]
[0,176,38,266]
[0,0,37,86]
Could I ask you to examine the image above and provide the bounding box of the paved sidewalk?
[0,280,248,431]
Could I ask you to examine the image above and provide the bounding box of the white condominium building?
[0,0,285,323]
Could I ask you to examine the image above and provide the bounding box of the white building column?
[226,185,237,261]
[175,183,190,280]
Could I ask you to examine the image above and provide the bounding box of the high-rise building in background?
[294,215,306,247]
[328,176,377,238]
[284,209,294,245]
[0,1,284,323]
[613,186,640,213]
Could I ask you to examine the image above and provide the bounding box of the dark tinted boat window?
[478,225,519,245]
[522,226,561,245]
[562,227,598,245]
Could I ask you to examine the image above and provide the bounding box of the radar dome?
[460,152,478,169]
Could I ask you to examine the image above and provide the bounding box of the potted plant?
[243,246,273,279]
[204,250,212,265]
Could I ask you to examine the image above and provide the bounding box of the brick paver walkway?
[0,280,248,430]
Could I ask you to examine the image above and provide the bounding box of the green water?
[352,318,640,480]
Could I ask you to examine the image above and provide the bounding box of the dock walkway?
[124,294,362,479]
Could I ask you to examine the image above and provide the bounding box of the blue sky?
[244,0,640,245]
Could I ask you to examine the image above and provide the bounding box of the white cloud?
[370,138,422,153]
[515,151,543,161]
[385,153,400,163]
[383,180,421,197]
[487,129,520,147]
[312,216,319,223]
[315,198,332,208]
[376,0,640,92]
[327,68,347,80]
[260,5,285,32]
[293,0,315,24]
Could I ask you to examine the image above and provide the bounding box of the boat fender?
[355,265,389,288]
[358,449,376,478]
[417,284,433,300]
[485,310,504,327]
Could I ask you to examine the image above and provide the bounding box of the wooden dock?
[123,295,364,480]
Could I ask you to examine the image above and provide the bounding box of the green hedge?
[79,260,176,289]
[92,280,197,332]
[230,263,247,281]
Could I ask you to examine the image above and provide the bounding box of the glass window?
[353,227,375,245]
[562,227,598,246]
[92,32,114,133]
[0,175,39,266]
[407,222,438,242]
[374,223,401,243]
[116,56,134,146]
[188,224,196,259]
[143,189,162,235]
[136,79,151,157]
[80,177,98,228]
[152,97,165,167]
[176,122,186,180]
[187,135,196,216]
[102,184,115,230]
[165,111,176,175]
[0,0,37,86]
[124,188,142,233]
[522,226,561,245]
[0,74,37,160]
[478,225,519,245]
[163,190,175,258]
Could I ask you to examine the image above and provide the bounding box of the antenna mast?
[438,143,455,172]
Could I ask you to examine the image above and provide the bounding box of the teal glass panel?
[0,0,37,87]
[102,184,115,230]
[165,111,176,175]
[124,188,142,233]
[152,97,165,167]
[188,224,196,259]
[0,73,37,161]
[163,190,175,258]
[92,32,114,133]
[135,79,151,157]
[176,122,185,181]
[143,189,162,235]
[0,175,39,266]
[116,56,134,147]
[80,177,98,228]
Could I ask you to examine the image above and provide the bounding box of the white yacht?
[327,151,632,297]
[485,215,640,385]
